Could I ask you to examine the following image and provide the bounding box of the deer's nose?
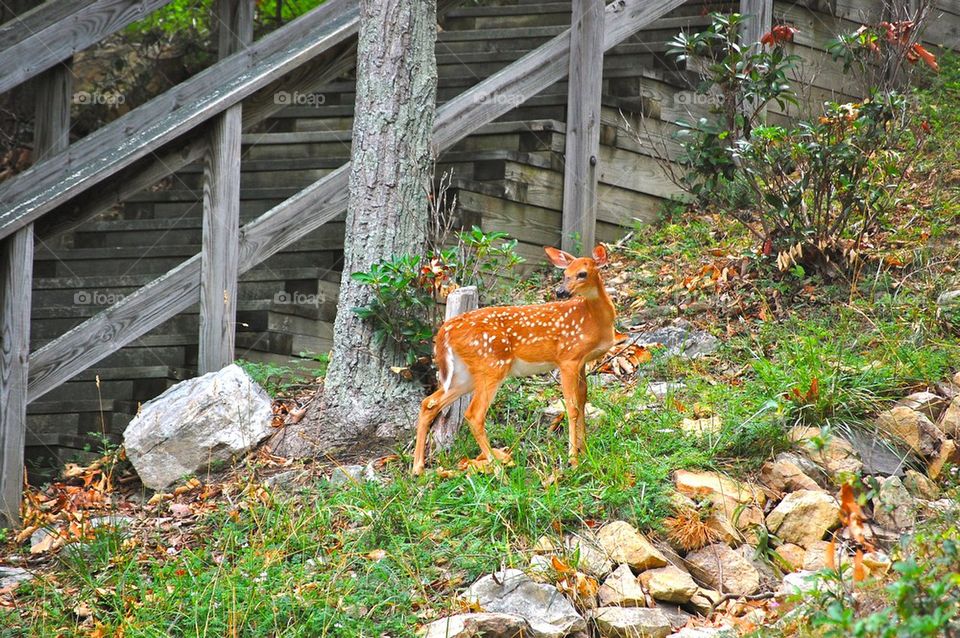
[555,287,572,299]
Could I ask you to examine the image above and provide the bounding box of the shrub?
[666,13,800,198]
[665,13,937,276]
[350,227,525,366]
[731,94,929,274]
[800,512,960,637]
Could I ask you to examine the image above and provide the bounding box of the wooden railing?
[0,0,692,527]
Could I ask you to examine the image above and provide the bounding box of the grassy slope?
[2,56,959,638]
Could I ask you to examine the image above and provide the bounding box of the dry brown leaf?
[551,555,574,575]
[366,549,387,561]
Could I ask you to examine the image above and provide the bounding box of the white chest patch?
[509,358,557,378]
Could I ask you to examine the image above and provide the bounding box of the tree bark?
[274,0,437,457]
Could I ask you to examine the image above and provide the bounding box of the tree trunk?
[274,0,437,458]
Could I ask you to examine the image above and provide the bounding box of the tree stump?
[431,285,478,452]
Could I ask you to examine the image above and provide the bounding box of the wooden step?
[33,232,345,277]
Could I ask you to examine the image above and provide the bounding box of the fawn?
[412,244,622,475]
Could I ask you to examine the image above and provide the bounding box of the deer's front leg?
[559,362,584,467]
[576,366,588,456]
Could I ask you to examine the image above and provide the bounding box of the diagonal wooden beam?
[26,0,688,402]
[0,0,360,242]
[0,0,176,96]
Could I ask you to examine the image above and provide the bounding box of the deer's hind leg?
[413,349,474,475]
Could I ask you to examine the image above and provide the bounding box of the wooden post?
[199,0,252,374]
[739,0,773,54]
[561,0,604,256]
[0,58,71,527]
[431,286,478,452]
[0,229,33,528]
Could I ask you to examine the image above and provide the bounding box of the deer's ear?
[545,246,575,268]
[592,244,609,266]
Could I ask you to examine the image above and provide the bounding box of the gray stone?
[528,554,554,578]
[936,289,960,308]
[684,543,760,596]
[329,463,379,485]
[874,476,916,531]
[0,566,32,590]
[564,533,614,579]
[646,382,686,401]
[590,606,673,638]
[462,569,585,638]
[264,469,308,491]
[844,429,909,477]
[655,604,693,630]
[124,364,273,490]
[598,563,646,607]
[31,515,135,552]
[902,469,940,500]
[419,612,532,638]
[896,392,948,422]
[635,320,720,359]
[776,570,838,599]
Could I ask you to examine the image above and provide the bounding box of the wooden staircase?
[21,0,716,471]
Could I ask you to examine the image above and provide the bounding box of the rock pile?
[420,372,960,638]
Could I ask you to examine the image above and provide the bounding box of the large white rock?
[462,569,585,638]
[124,364,274,490]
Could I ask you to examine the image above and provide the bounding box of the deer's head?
[545,245,608,300]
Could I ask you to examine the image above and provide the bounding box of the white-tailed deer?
[412,244,623,475]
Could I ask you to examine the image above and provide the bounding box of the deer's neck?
[579,282,616,327]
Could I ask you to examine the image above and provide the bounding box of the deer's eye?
[577,271,588,279]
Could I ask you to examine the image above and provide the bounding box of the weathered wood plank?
[0,0,360,241]
[431,286,478,452]
[0,0,175,95]
[434,0,688,149]
[0,227,32,528]
[740,0,773,49]
[562,0,604,255]
[32,65,73,163]
[26,0,690,401]
[1,57,72,527]
[199,0,251,373]
[31,0,463,243]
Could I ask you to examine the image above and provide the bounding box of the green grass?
[5,40,960,638]
[236,352,329,398]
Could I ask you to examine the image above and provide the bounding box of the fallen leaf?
[366,549,387,561]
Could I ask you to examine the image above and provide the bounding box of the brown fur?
[412,245,620,475]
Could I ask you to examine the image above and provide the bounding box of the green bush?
[667,14,936,275]
[350,227,524,366]
[800,513,960,637]
[667,12,800,197]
